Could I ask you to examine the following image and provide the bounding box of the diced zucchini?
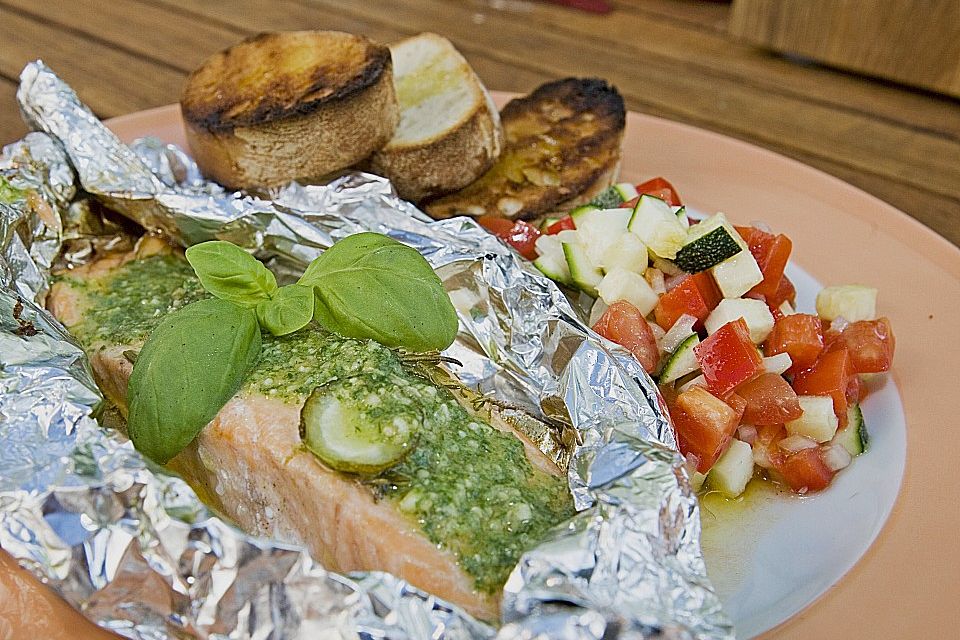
[832,404,867,456]
[628,195,688,259]
[539,216,560,232]
[301,383,419,474]
[708,439,754,498]
[596,267,659,315]
[575,208,633,266]
[675,206,690,229]
[673,213,744,273]
[658,333,700,384]
[659,314,697,354]
[711,249,763,298]
[569,204,600,225]
[563,240,604,295]
[704,298,775,344]
[601,233,648,273]
[785,395,839,443]
[590,182,638,209]
[816,285,877,322]
[533,234,573,286]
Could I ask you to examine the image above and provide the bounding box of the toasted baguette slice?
[368,33,502,202]
[425,78,625,221]
[181,31,399,190]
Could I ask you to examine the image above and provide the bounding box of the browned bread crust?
[180,30,399,189]
[424,78,625,220]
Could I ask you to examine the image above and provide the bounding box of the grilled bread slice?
[425,78,625,220]
[368,33,502,202]
[181,30,399,190]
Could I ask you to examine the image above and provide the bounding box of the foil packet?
[0,61,733,639]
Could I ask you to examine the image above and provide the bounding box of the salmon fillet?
[48,238,572,620]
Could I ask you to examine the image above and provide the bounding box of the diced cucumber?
[658,333,700,384]
[575,208,633,265]
[711,249,763,298]
[832,404,867,456]
[628,195,688,259]
[590,182,638,209]
[659,314,697,354]
[596,267,660,315]
[601,233,648,273]
[816,285,877,322]
[673,212,744,273]
[301,383,420,474]
[704,298,775,344]
[708,439,754,498]
[563,240,604,295]
[533,234,573,285]
[785,395,839,443]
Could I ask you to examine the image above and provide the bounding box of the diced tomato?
[792,348,852,426]
[694,318,764,397]
[636,176,682,206]
[545,215,576,235]
[766,274,797,310]
[477,216,541,260]
[672,386,740,472]
[779,447,835,493]
[735,373,803,425]
[764,313,824,372]
[654,271,721,330]
[735,226,793,301]
[725,392,747,422]
[829,318,896,374]
[592,300,659,373]
[752,424,787,470]
[621,196,640,210]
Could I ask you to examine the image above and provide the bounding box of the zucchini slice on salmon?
[47,238,572,620]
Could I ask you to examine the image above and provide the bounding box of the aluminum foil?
[1,61,734,639]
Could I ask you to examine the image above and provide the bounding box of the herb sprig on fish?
[127,233,459,463]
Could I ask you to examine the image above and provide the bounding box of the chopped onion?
[778,300,796,316]
[660,314,698,353]
[821,444,852,471]
[677,374,707,394]
[752,444,773,469]
[684,452,701,477]
[778,434,818,453]
[648,321,666,344]
[749,220,773,233]
[588,298,609,326]
[646,267,666,295]
[737,424,758,445]
[830,316,850,333]
[664,272,687,292]
[763,353,793,375]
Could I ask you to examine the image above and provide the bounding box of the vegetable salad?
[479,178,895,498]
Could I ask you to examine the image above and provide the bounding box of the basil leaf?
[256,284,314,336]
[127,298,261,464]
[299,232,458,352]
[185,240,277,308]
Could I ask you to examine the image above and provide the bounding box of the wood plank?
[485,0,960,139]
[613,0,730,31]
[2,0,241,72]
[0,77,28,144]
[729,0,960,99]
[0,5,184,119]
[303,0,960,200]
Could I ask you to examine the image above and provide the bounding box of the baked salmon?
[48,237,572,620]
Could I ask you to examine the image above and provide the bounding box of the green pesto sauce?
[65,254,208,346]
[75,254,574,594]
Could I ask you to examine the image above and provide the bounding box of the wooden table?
[0,0,957,246]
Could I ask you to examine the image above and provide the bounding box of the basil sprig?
[128,233,458,464]
[127,298,261,463]
[298,232,459,352]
